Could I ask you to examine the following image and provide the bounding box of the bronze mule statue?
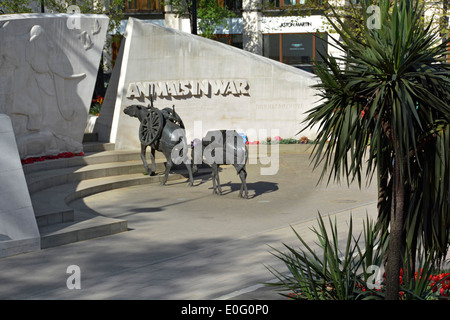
[192,130,248,198]
[123,103,193,186]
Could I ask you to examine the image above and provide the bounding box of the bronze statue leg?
[211,164,217,194]
[161,159,172,186]
[140,144,151,175]
[211,164,221,195]
[149,147,156,176]
[238,168,248,199]
[185,161,194,187]
[213,164,222,195]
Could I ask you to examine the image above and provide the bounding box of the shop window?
[264,0,281,7]
[264,0,320,8]
[281,33,313,65]
[285,0,306,5]
[263,34,281,61]
[263,32,327,73]
[125,0,162,12]
[214,34,243,49]
[231,34,243,48]
[222,0,243,10]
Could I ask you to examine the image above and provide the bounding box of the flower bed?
[90,95,103,116]
[429,272,450,297]
[354,269,450,300]
[246,136,312,145]
[287,269,450,300]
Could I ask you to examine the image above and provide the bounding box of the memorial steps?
[22,133,193,249]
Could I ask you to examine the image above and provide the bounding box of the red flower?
[273,136,282,142]
[57,152,75,158]
[93,95,104,104]
[21,151,84,165]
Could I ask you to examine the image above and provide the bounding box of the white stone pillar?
[242,0,262,55]
[164,5,185,32]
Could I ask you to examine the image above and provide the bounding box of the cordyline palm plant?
[301,0,450,299]
[267,214,386,300]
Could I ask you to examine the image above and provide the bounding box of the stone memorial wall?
[95,18,320,149]
[0,14,109,159]
[0,114,40,257]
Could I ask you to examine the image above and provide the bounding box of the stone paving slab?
[0,153,378,300]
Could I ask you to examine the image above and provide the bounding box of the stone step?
[31,183,77,227]
[23,136,207,249]
[36,207,74,228]
[34,170,200,249]
[22,148,166,175]
[64,171,191,203]
[31,170,197,227]
[82,141,116,153]
[39,210,128,249]
[25,159,166,195]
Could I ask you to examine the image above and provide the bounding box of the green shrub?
[266,213,450,300]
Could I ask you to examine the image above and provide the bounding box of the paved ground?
[0,152,378,300]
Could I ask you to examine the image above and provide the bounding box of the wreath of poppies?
[21,152,85,165]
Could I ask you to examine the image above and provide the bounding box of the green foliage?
[267,214,385,300]
[0,0,34,13]
[2,0,125,33]
[197,0,234,38]
[1,0,125,70]
[163,0,234,38]
[298,0,450,299]
[398,245,448,300]
[44,0,125,40]
[262,0,328,14]
[267,213,450,300]
[89,104,102,115]
[279,138,301,144]
[262,138,303,144]
[301,0,450,260]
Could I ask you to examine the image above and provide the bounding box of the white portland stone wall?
[0,114,40,258]
[98,18,320,149]
[0,14,109,159]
